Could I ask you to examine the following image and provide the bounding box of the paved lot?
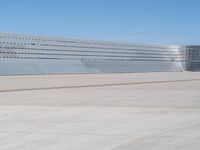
[0,72,200,150]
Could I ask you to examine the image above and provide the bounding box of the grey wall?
[185,46,200,71]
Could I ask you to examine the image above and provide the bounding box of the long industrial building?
[0,32,199,75]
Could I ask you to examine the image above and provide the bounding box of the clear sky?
[0,0,199,44]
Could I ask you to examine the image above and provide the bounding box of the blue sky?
[0,0,200,44]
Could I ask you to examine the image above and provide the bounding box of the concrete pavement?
[0,72,200,150]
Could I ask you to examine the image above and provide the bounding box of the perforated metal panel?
[185,46,200,71]
[0,33,199,75]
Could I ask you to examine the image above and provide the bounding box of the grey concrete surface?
[0,72,200,150]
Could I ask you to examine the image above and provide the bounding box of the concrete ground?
[0,72,200,150]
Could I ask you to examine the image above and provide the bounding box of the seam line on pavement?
[0,78,200,93]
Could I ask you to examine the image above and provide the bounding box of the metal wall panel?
[185,46,200,71]
[0,33,199,75]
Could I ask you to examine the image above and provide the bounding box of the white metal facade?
[0,33,199,75]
